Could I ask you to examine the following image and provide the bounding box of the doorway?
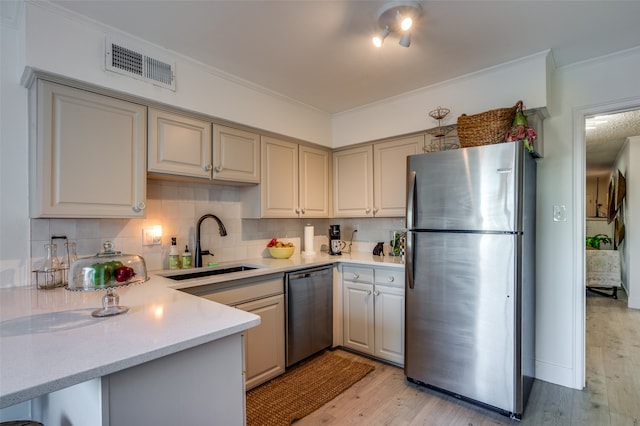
[574,98,640,389]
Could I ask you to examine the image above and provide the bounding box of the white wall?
[0,0,30,287]
[23,1,333,146]
[332,51,551,147]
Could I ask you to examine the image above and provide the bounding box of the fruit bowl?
[268,246,295,259]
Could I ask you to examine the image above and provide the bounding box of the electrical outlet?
[553,205,567,222]
[353,224,359,232]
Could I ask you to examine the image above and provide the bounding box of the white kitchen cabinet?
[148,107,212,179]
[236,294,285,390]
[213,124,260,183]
[342,265,405,365]
[148,108,259,183]
[373,135,423,217]
[30,80,147,218]
[189,274,286,389]
[334,135,422,218]
[333,145,374,217]
[243,136,330,218]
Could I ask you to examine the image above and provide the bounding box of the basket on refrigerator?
[456,101,521,148]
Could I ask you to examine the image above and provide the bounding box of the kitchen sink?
[163,265,261,281]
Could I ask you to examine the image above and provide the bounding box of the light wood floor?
[296,290,640,425]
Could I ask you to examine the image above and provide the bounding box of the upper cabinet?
[243,136,330,218]
[148,108,212,179]
[213,125,260,184]
[148,108,260,184]
[373,136,423,217]
[334,135,422,218]
[30,80,147,218]
[333,145,374,217]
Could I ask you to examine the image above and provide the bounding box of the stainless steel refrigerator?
[404,141,536,419]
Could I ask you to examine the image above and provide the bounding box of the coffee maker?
[329,224,344,255]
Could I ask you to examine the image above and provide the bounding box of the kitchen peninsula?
[0,252,403,424]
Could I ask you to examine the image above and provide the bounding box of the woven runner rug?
[246,350,375,426]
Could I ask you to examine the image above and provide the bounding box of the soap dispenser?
[182,245,192,269]
[169,237,180,269]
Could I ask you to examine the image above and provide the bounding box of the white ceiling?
[49,0,640,168]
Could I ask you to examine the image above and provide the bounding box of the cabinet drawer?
[375,267,404,288]
[342,265,373,283]
[197,276,283,306]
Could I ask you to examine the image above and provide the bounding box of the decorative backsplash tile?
[30,180,406,273]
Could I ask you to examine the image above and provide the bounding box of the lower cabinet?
[236,294,285,390]
[342,265,405,365]
[191,275,286,389]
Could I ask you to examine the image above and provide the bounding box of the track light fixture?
[372,1,423,48]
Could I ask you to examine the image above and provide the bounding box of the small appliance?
[328,225,344,255]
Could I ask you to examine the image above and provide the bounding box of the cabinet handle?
[132,201,146,213]
[214,165,223,173]
[388,276,395,282]
[203,164,212,172]
[374,290,380,296]
[301,208,306,214]
[353,273,360,279]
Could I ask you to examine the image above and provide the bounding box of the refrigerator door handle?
[406,171,416,289]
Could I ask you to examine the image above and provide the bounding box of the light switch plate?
[142,227,162,246]
[553,205,567,222]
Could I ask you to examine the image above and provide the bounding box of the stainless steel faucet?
[195,214,228,267]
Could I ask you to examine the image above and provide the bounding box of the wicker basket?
[456,101,521,148]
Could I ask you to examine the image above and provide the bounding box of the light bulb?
[372,26,390,48]
[401,17,413,31]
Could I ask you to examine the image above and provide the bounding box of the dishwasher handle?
[286,266,332,281]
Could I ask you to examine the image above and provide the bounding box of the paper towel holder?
[302,224,316,256]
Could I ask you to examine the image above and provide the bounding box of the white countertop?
[0,252,402,408]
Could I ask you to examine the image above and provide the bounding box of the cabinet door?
[261,136,299,218]
[333,145,374,217]
[148,108,212,179]
[374,284,405,365]
[373,136,423,217]
[33,81,146,218]
[236,294,285,390]
[299,145,330,218]
[342,280,374,355]
[212,125,260,183]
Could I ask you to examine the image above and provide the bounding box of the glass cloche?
[68,241,148,317]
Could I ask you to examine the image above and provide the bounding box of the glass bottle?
[43,243,63,287]
[60,241,78,285]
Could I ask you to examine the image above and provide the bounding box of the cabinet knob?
[132,201,146,213]
[365,208,371,214]
[388,276,395,282]
[373,207,379,214]
[203,164,212,172]
[353,273,359,279]
[374,290,380,296]
[295,208,300,214]
[367,289,372,295]
[301,208,306,214]
[214,165,223,173]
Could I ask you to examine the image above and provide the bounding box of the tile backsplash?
[30,180,406,273]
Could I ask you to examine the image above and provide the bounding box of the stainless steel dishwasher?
[285,265,333,367]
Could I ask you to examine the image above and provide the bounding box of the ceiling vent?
[105,37,175,90]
